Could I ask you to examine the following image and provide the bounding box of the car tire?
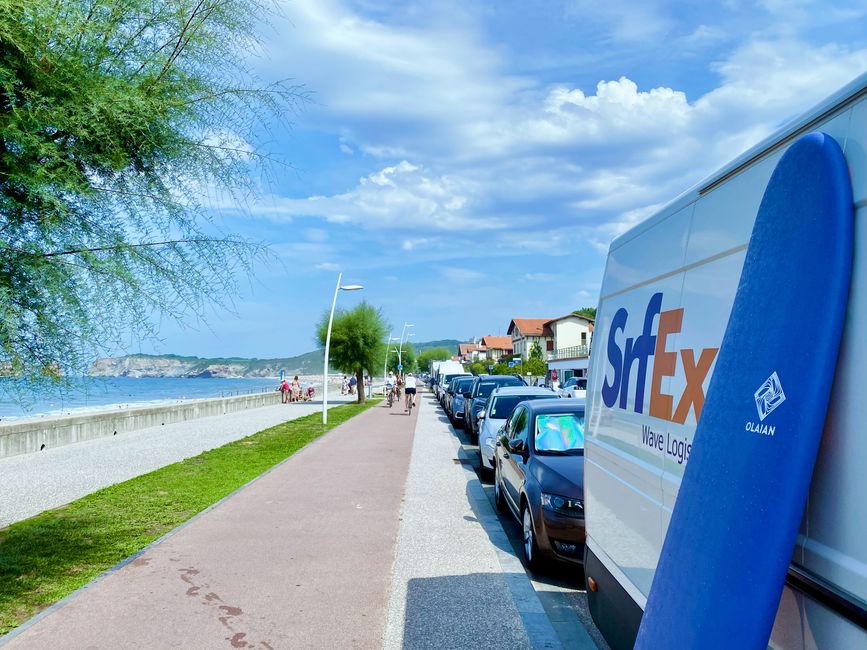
[522,503,541,572]
[494,463,507,513]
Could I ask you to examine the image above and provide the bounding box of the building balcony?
[547,345,590,361]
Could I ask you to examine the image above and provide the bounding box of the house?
[545,314,594,381]
[507,319,555,360]
[458,342,486,362]
[480,336,513,361]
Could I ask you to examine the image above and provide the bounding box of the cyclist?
[404,373,417,412]
[386,372,397,406]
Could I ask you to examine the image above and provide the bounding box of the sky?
[144,0,867,359]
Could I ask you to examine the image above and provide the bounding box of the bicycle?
[405,390,414,415]
[386,385,395,407]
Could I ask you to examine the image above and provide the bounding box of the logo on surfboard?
[754,372,786,421]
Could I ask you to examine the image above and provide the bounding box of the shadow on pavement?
[402,573,533,649]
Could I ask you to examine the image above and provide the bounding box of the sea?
[0,376,299,421]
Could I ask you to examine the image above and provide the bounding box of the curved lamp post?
[323,273,363,424]
[382,334,401,386]
[398,323,414,371]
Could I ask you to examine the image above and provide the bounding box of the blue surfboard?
[635,132,854,650]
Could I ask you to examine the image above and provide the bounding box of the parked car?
[436,367,470,404]
[478,386,559,476]
[494,398,586,570]
[464,374,527,443]
[444,375,467,416]
[557,376,587,399]
[448,377,475,428]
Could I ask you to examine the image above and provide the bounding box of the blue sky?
[146,0,867,358]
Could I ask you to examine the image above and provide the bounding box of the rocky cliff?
[89,353,323,378]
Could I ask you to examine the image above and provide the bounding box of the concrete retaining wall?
[0,391,283,459]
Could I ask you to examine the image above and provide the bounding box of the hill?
[89,340,463,378]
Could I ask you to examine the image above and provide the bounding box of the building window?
[546,340,554,352]
[581,332,587,344]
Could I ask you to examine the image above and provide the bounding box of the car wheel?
[494,463,507,513]
[522,503,541,571]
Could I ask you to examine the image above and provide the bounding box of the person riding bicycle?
[386,372,397,404]
[404,372,417,411]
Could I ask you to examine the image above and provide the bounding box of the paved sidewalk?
[0,393,353,528]
[2,399,418,649]
[384,394,562,649]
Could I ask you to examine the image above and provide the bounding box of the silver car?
[478,386,559,475]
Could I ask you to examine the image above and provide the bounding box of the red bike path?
[3,399,418,649]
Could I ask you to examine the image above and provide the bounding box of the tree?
[574,306,597,320]
[416,347,451,372]
[388,342,416,375]
[529,340,543,360]
[525,358,547,377]
[0,0,303,385]
[316,302,387,404]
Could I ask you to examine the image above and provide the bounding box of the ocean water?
[0,377,296,420]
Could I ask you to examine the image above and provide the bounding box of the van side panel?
[586,93,867,648]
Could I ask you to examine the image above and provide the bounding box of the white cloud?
[441,267,486,283]
[315,262,341,271]
[248,1,867,270]
[255,161,509,232]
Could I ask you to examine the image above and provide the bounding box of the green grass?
[0,400,378,634]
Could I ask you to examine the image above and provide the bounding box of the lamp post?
[398,323,414,372]
[383,334,401,385]
[323,272,363,424]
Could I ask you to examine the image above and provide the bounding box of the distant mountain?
[413,339,461,353]
[89,340,464,378]
[89,352,324,379]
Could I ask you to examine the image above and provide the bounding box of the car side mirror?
[479,410,486,419]
[463,391,472,398]
[508,439,526,454]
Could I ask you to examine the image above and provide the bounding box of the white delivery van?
[434,360,469,403]
[585,72,867,650]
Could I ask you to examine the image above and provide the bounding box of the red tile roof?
[480,336,513,350]
[508,318,553,337]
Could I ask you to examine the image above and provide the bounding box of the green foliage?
[416,346,451,371]
[529,340,543,360]
[316,302,387,402]
[491,356,546,378]
[0,400,375,635]
[0,0,304,385]
[387,342,416,374]
[574,306,597,320]
[467,360,488,375]
[525,358,547,377]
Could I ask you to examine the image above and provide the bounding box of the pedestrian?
[280,378,290,404]
[291,375,301,402]
[349,374,357,394]
[341,375,349,395]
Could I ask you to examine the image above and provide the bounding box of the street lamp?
[398,323,414,371]
[382,334,401,386]
[323,272,363,424]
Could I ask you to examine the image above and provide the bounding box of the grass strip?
[0,399,378,634]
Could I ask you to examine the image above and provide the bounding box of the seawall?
[0,391,283,459]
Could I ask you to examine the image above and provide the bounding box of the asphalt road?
[436,394,612,650]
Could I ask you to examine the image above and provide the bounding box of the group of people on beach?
[279,376,314,403]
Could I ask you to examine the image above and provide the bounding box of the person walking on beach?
[291,376,302,403]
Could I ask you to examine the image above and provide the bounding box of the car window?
[455,379,473,393]
[477,382,499,398]
[512,407,530,443]
[490,394,556,418]
[534,413,585,453]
